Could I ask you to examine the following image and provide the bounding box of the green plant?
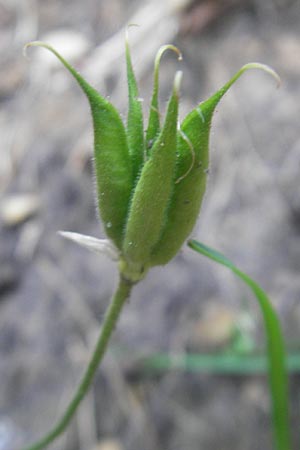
[21,36,291,450]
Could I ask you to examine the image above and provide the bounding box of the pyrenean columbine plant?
[22,36,291,450]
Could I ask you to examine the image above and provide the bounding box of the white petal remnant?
[58,231,119,261]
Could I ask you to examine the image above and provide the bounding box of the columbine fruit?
[24,37,279,283]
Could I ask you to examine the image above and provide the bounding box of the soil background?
[0,1,300,449]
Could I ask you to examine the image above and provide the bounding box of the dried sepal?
[58,231,119,260]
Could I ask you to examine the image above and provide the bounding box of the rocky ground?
[0,1,300,449]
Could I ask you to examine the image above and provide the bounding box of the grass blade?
[188,239,292,450]
[140,352,300,375]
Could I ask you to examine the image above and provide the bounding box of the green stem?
[21,276,133,450]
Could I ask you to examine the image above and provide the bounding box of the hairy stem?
[21,276,133,450]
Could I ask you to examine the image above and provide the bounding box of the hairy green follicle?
[24,41,134,250]
[122,71,182,276]
[150,63,280,266]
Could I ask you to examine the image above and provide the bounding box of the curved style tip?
[23,41,39,59]
[24,40,46,53]
[23,43,30,59]
[23,41,59,61]
[127,23,140,30]
[125,23,139,42]
[220,62,282,99]
[240,62,281,89]
[146,44,183,146]
[154,44,182,74]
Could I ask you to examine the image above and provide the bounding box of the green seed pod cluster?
[25,40,279,283]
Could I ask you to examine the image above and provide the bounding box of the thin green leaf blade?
[188,239,291,450]
[141,351,300,375]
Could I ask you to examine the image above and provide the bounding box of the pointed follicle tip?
[23,42,33,59]
[174,70,183,96]
[23,41,49,60]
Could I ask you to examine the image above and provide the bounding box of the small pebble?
[189,304,237,350]
[92,438,123,450]
[0,194,39,226]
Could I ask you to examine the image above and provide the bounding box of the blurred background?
[0,0,300,449]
